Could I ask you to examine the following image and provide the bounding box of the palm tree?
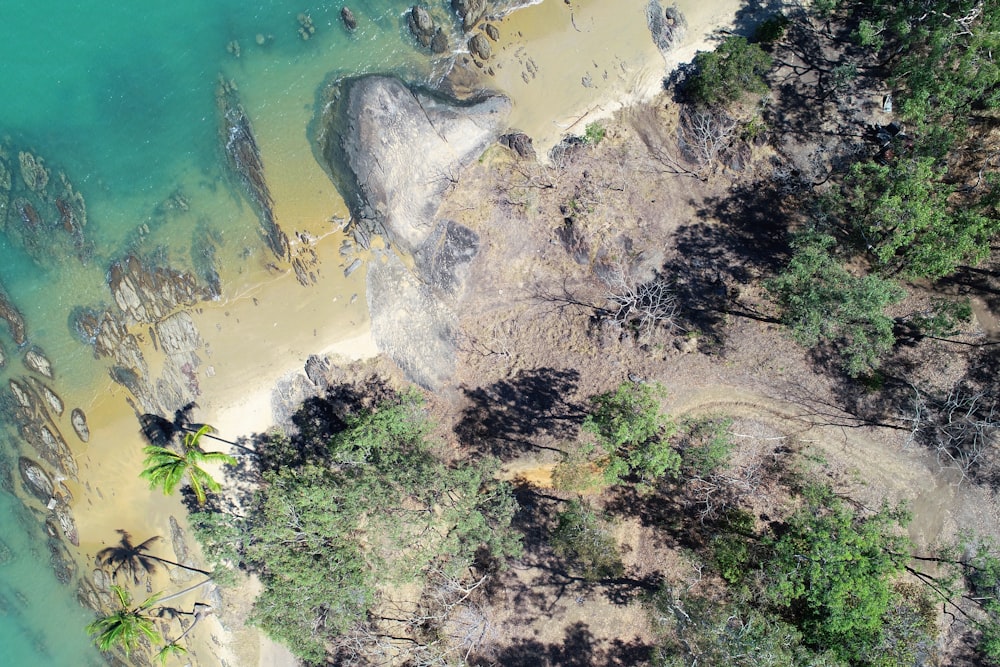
[97,530,211,583]
[141,424,236,504]
[87,580,214,661]
[86,585,162,657]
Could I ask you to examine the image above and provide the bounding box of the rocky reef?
[0,144,90,267]
[217,79,289,260]
[73,253,212,417]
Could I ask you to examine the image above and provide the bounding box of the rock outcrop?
[341,6,358,30]
[326,76,510,254]
[452,0,487,31]
[647,1,687,54]
[320,76,508,388]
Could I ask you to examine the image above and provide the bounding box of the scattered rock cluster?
[408,5,450,53]
[0,143,90,267]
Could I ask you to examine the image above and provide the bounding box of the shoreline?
[57,1,774,665]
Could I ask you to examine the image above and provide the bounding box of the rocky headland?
[318,75,509,388]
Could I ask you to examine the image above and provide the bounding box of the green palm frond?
[140,424,234,504]
[156,642,188,665]
[86,586,163,656]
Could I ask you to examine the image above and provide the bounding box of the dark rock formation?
[341,6,358,31]
[0,285,27,346]
[48,538,76,584]
[408,5,437,48]
[647,0,687,54]
[71,408,90,443]
[218,81,289,260]
[431,28,450,54]
[452,0,487,31]
[469,33,492,60]
[18,458,53,503]
[499,132,536,159]
[484,23,500,41]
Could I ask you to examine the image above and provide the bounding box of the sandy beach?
[61,1,765,664]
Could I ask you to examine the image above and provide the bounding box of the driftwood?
[218,81,289,260]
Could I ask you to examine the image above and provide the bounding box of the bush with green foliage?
[835,158,998,279]
[551,499,624,581]
[767,231,904,376]
[677,417,735,478]
[192,389,520,663]
[583,381,679,486]
[687,36,772,107]
[764,485,911,662]
[584,121,606,145]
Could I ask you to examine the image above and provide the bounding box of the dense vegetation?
[191,389,520,664]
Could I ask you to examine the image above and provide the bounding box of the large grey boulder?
[335,76,509,254]
[367,252,457,390]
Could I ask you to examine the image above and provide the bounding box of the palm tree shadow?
[96,529,210,584]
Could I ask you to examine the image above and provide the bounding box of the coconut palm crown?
[140,424,236,504]
[86,585,162,657]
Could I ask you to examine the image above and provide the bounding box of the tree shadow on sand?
[473,622,651,667]
[455,367,586,460]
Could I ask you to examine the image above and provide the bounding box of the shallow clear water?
[0,0,469,662]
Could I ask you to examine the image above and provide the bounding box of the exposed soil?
[418,20,1000,659]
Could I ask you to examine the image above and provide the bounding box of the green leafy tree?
[837,158,998,278]
[650,590,842,667]
[860,0,1000,131]
[687,36,772,107]
[140,424,236,505]
[193,390,520,664]
[766,231,904,376]
[86,585,163,658]
[583,381,680,486]
[765,486,911,662]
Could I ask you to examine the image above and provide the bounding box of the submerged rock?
[17,151,49,192]
[71,408,90,443]
[218,81,289,259]
[0,285,27,346]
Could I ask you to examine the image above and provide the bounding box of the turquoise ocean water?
[0,1,492,662]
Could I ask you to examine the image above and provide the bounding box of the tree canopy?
[766,231,904,376]
[687,36,773,107]
[192,389,520,664]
